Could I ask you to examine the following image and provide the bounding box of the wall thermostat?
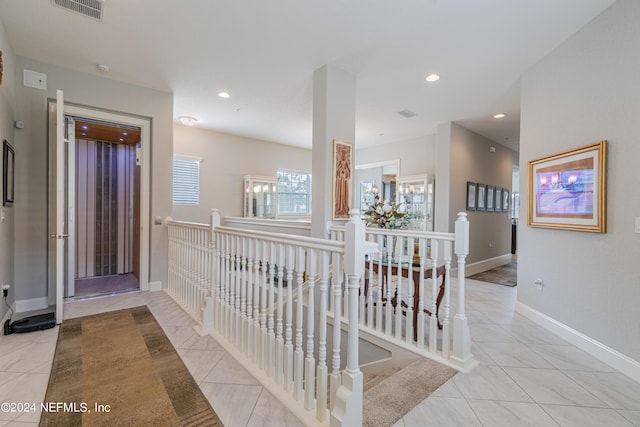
[14,120,24,129]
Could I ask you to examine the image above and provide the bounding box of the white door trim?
[48,103,151,303]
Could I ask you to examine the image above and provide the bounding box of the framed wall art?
[502,188,510,213]
[528,140,607,233]
[3,139,14,206]
[494,187,502,212]
[332,139,352,220]
[486,185,495,211]
[476,184,486,211]
[466,181,477,211]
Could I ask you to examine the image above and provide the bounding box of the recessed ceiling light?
[82,125,88,130]
[493,113,506,119]
[122,132,128,136]
[425,73,440,82]
[178,115,198,126]
[218,91,231,99]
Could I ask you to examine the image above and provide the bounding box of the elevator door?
[73,119,141,297]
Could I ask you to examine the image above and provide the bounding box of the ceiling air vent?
[397,109,417,118]
[51,0,104,21]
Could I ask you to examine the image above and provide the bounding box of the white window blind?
[277,169,312,215]
[173,156,200,205]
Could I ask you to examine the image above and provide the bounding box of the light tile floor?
[0,280,639,426]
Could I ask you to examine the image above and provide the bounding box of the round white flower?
[382,202,392,213]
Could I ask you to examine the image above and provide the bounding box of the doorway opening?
[47,99,151,310]
[72,119,141,298]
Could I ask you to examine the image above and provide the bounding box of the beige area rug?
[468,262,517,287]
[40,306,222,427]
[363,358,457,427]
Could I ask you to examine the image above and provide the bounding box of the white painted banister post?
[198,209,220,335]
[452,212,475,371]
[331,209,364,427]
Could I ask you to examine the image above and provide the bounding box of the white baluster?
[417,238,426,349]
[316,251,330,421]
[395,235,404,340]
[304,249,317,411]
[293,246,305,401]
[329,263,342,410]
[405,236,414,345]
[442,240,452,358]
[267,242,276,377]
[429,240,439,354]
[284,245,295,392]
[276,245,285,384]
[375,234,383,332]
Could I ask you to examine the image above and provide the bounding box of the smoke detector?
[51,0,105,21]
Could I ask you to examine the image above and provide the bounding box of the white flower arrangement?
[363,196,413,229]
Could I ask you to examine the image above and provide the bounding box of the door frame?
[48,102,151,307]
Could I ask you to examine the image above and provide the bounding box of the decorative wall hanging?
[528,140,607,233]
[3,139,14,206]
[466,181,477,211]
[332,139,352,220]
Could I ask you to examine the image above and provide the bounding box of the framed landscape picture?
[528,141,607,233]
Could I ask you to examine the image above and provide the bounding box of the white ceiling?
[0,0,616,152]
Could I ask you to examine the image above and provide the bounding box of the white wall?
[0,19,16,318]
[356,135,437,177]
[13,56,173,301]
[519,0,640,363]
[173,125,312,223]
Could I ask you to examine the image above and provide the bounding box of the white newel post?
[197,208,220,335]
[452,212,475,371]
[331,209,364,427]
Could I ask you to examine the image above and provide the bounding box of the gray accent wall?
[13,56,173,302]
[449,123,518,265]
[519,0,640,362]
[0,19,16,319]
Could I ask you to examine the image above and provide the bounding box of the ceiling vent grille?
[51,0,104,21]
[397,109,417,118]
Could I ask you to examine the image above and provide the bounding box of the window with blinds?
[172,156,200,205]
[277,169,312,215]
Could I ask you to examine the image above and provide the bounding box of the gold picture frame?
[528,140,607,233]
[332,139,353,220]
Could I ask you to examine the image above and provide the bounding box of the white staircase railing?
[166,219,213,326]
[328,212,476,373]
[164,209,475,426]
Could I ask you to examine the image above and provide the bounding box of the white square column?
[311,65,356,238]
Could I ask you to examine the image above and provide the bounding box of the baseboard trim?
[515,301,640,383]
[465,253,513,277]
[15,297,49,313]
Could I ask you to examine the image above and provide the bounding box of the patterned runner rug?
[468,262,517,287]
[40,306,222,426]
